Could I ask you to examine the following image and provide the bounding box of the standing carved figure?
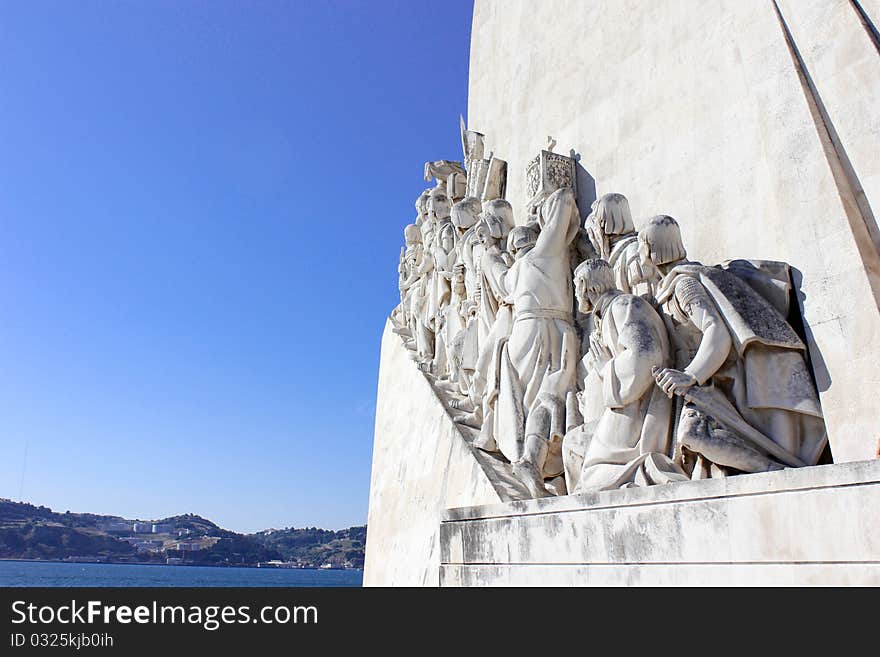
[477,188,581,498]
[452,211,516,425]
[474,200,514,342]
[427,187,455,375]
[414,217,436,364]
[440,197,483,393]
[585,193,651,295]
[394,224,424,342]
[452,197,484,303]
[415,189,432,229]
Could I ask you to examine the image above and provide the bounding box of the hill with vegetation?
[0,499,365,569]
[254,526,366,569]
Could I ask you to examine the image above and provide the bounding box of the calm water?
[0,560,363,587]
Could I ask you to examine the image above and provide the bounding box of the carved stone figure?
[444,267,480,396]
[584,193,647,295]
[639,215,827,476]
[401,224,433,361]
[441,197,483,393]
[424,160,465,189]
[427,187,456,376]
[415,189,432,229]
[452,198,484,309]
[413,218,436,364]
[476,188,581,498]
[393,190,435,341]
[393,245,407,326]
[561,259,688,493]
[452,207,516,425]
[474,199,515,343]
[393,224,424,340]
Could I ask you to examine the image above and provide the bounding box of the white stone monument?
[365,0,880,586]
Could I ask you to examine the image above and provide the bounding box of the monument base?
[365,321,511,586]
[440,460,880,586]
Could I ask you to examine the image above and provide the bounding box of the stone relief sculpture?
[562,259,689,493]
[452,201,516,427]
[423,160,465,188]
[393,224,421,343]
[438,196,483,396]
[639,215,827,476]
[390,123,829,500]
[414,209,436,364]
[584,193,649,295]
[475,189,581,497]
[415,189,431,229]
[427,186,456,377]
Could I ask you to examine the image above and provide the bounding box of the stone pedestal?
[440,460,880,586]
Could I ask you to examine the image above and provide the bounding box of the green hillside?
[0,499,365,569]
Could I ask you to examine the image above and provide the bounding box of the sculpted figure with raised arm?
[477,188,581,497]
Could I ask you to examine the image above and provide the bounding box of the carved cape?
[655,262,825,464]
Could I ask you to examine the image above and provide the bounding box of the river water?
[0,560,363,587]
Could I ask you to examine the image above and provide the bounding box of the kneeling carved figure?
[640,215,827,479]
[562,259,689,493]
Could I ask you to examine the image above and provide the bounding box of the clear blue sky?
[0,0,474,533]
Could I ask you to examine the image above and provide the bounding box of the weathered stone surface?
[775,0,880,246]
[468,0,880,462]
[367,1,880,586]
[440,459,880,586]
[364,321,525,586]
[440,563,880,586]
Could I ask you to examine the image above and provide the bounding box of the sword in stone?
[678,384,806,468]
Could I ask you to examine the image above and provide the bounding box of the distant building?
[132,522,153,534]
[175,542,202,551]
[152,523,174,534]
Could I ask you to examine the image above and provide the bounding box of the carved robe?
[432,218,457,373]
[399,243,422,325]
[399,240,433,358]
[483,190,580,477]
[605,233,639,293]
[564,292,688,492]
[453,225,483,375]
[457,225,482,301]
[471,245,513,400]
[655,263,827,467]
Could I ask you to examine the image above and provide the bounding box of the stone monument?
[366,0,880,586]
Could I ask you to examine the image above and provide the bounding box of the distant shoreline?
[1,500,366,570]
[0,558,361,572]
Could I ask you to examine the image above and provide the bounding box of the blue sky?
[0,0,474,533]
